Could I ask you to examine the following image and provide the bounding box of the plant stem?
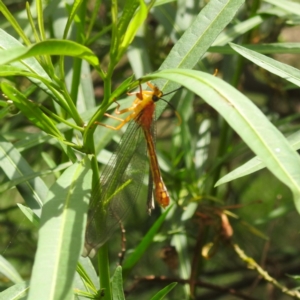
[85,81,112,299]
[98,244,112,300]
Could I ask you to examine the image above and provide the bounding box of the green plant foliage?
[1,0,300,299]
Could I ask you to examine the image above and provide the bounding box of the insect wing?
[84,121,148,257]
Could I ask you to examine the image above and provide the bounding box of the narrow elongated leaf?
[77,256,99,291]
[122,205,173,273]
[1,82,64,139]
[264,0,300,16]
[150,282,177,300]
[76,60,96,113]
[0,136,47,216]
[63,0,84,39]
[144,69,300,212]
[0,39,99,67]
[212,15,265,47]
[13,131,52,152]
[110,0,139,62]
[171,233,190,296]
[0,255,23,283]
[116,0,139,42]
[119,0,147,51]
[0,29,50,78]
[216,155,266,186]
[0,29,56,96]
[28,157,92,300]
[210,43,300,55]
[111,266,125,300]
[0,160,71,193]
[154,0,176,6]
[17,204,40,227]
[0,281,29,300]
[160,0,244,70]
[216,130,300,185]
[230,43,300,87]
[0,3,30,46]
[0,65,37,77]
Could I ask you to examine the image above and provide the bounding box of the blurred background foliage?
[1,0,300,299]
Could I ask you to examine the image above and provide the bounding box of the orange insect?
[84,82,181,256]
[102,82,178,207]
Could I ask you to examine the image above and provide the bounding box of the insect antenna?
[159,86,183,125]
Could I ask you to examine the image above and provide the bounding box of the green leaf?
[264,0,300,16]
[63,0,84,39]
[0,65,38,77]
[117,0,140,43]
[0,281,29,300]
[118,0,148,60]
[36,0,46,41]
[212,15,265,47]
[0,255,23,284]
[216,155,266,186]
[0,162,70,193]
[159,0,244,69]
[150,282,177,300]
[76,256,99,292]
[154,0,177,6]
[122,205,173,273]
[0,39,99,68]
[0,106,11,119]
[143,69,300,213]
[216,130,300,186]
[12,131,51,152]
[0,29,51,78]
[0,29,57,96]
[171,233,189,295]
[0,3,31,46]
[109,0,139,65]
[28,157,92,300]
[17,204,40,228]
[210,43,300,55]
[0,65,68,113]
[112,266,125,300]
[0,136,47,217]
[0,32,83,125]
[76,60,96,113]
[1,82,64,139]
[26,2,41,43]
[230,43,300,87]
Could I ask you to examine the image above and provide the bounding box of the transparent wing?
[84,120,148,257]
